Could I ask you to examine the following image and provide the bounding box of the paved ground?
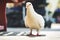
[7,28,60,32]
[0,28,60,40]
[0,31,60,40]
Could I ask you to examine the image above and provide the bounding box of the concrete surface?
[0,31,60,40]
[0,28,60,40]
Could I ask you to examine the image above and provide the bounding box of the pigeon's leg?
[36,29,40,36]
[27,29,32,36]
[30,29,32,35]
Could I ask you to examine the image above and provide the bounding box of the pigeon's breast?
[26,14,40,29]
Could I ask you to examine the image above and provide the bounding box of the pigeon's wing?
[37,14,45,29]
[33,12,45,29]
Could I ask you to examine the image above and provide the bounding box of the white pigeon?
[24,2,45,36]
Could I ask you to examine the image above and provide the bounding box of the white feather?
[24,2,45,30]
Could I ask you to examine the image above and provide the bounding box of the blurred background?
[6,0,60,29]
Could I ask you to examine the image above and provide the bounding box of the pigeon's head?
[26,2,33,8]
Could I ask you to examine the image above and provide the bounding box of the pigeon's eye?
[29,4,31,5]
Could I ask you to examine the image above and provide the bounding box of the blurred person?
[53,0,60,23]
[6,0,26,27]
[53,8,60,23]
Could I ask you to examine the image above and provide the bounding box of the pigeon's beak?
[26,4,31,8]
[26,5,29,8]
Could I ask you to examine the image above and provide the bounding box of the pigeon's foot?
[26,34,46,37]
[27,33,40,36]
[27,33,33,36]
[36,34,46,36]
[36,34,41,36]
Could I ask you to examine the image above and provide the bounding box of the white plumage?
[24,2,45,36]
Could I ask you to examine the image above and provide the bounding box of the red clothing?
[0,0,6,31]
[0,0,24,31]
[7,0,24,3]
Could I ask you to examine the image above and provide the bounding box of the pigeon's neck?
[26,7,36,16]
[29,7,35,13]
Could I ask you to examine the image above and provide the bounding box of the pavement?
[0,28,60,40]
